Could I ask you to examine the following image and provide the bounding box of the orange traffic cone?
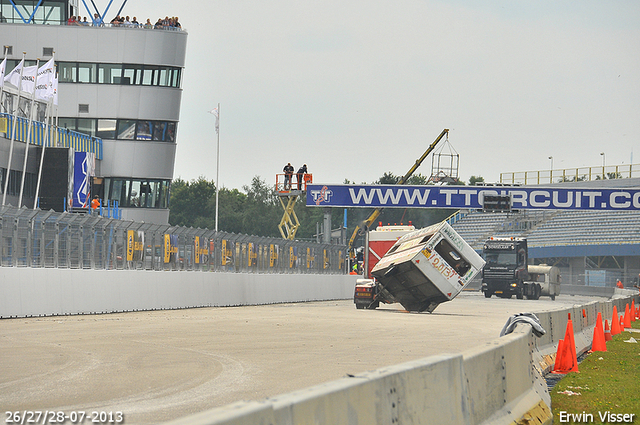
[624,304,632,329]
[604,320,612,342]
[553,314,579,373]
[553,339,565,372]
[611,306,621,336]
[591,312,606,352]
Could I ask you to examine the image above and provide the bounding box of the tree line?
[168,173,486,243]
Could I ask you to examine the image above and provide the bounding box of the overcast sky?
[108,0,639,190]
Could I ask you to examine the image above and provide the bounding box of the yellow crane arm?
[347,128,449,253]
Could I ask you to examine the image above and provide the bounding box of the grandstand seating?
[451,209,640,250]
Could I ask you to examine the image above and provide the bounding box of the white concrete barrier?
[162,294,639,425]
[0,268,355,318]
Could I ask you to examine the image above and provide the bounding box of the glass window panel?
[35,101,47,122]
[77,63,96,83]
[76,118,95,136]
[159,180,169,208]
[98,64,122,84]
[131,65,142,85]
[96,119,116,139]
[117,120,136,139]
[58,118,76,131]
[166,122,176,142]
[172,68,181,87]
[130,180,142,207]
[1,92,14,114]
[147,180,160,208]
[158,68,169,87]
[152,122,166,141]
[138,180,153,208]
[136,121,152,140]
[109,178,129,206]
[122,66,135,85]
[58,62,76,83]
[141,68,155,85]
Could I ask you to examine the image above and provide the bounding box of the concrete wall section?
[0,269,355,318]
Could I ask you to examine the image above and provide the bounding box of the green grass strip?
[550,316,640,423]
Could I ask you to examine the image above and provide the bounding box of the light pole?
[600,152,605,167]
[209,104,220,231]
[548,156,553,183]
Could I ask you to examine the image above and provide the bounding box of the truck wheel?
[533,285,541,300]
[516,289,524,300]
[355,304,365,309]
[484,291,492,298]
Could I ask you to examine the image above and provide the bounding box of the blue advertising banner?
[306,184,640,211]
[72,152,94,208]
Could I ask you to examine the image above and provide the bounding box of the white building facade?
[0,0,187,224]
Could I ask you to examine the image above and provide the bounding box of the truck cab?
[481,237,529,299]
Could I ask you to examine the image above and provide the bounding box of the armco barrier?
[164,293,639,425]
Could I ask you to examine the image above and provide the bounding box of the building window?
[78,63,97,83]
[60,117,177,142]
[98,63,122,84]
[58,62,76,83]
[96,119,116,139]
[104,177,169,209]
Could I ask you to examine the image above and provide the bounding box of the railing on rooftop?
[0,19,185,32]
[500,164,640,185]
[0,113,102,159]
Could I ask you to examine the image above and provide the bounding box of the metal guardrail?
[0,205,347,274]
[0,113,103,159]
[500,163,640,185]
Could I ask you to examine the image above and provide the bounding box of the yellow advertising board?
[127,230,134,262]
[164,234,171,263]
[269,244,277,267]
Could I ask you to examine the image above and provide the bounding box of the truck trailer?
[354,221,485,313]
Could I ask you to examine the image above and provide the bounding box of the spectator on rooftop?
[144,18,153,29]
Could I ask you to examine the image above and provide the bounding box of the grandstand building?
[450,178,640,287]
[0,0,186,224]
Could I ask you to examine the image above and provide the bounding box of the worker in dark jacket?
[283,162,294,189]
[296,164,307,190]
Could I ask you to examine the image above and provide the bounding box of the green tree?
[169,177,216,227]
[468,175,484,186]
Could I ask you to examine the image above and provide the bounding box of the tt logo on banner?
[310,186,333,205]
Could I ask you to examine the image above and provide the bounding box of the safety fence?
[500,163,640,185]
[0,205,347,274]
[0,113,103,159]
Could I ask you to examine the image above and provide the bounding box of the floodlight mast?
[347,128,449,255]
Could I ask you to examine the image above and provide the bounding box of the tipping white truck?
[354,221,485,313]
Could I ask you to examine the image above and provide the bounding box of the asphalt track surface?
[1,292,600,424]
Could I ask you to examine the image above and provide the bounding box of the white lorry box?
[371,221,485,313]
